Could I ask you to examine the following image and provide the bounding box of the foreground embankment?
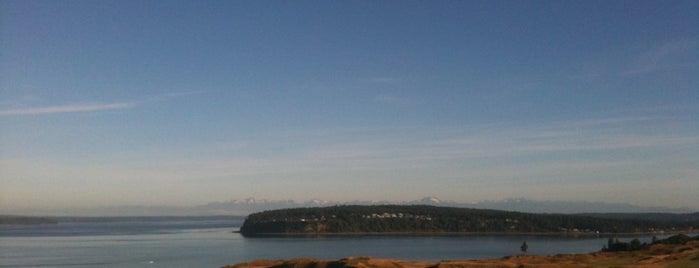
[225,240,699,268]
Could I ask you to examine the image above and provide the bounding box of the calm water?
[0,217,662,268]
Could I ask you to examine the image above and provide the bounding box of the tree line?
[603,234,699,252]
[239,205,697,236]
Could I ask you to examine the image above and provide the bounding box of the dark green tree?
[630,238,642,251]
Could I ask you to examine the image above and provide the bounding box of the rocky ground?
[225,241,699,268]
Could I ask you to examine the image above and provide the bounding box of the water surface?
[0,217,665,267]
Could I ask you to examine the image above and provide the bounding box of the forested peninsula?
[239,205,698,236]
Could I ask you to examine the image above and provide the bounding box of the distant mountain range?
[432,197,696,214]
[4,197,694,216]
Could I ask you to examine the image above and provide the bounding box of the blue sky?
[1,0,698,212]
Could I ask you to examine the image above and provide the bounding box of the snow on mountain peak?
[420,196,441,204]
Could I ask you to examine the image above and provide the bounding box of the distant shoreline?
[234,230,685,237]
[0,216,58,225]
[0,215,244,226]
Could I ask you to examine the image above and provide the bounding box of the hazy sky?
[1,0,698,212]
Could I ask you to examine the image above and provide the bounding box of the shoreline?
[236,230,682,237]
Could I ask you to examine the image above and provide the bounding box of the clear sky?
[1,0,698,213]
